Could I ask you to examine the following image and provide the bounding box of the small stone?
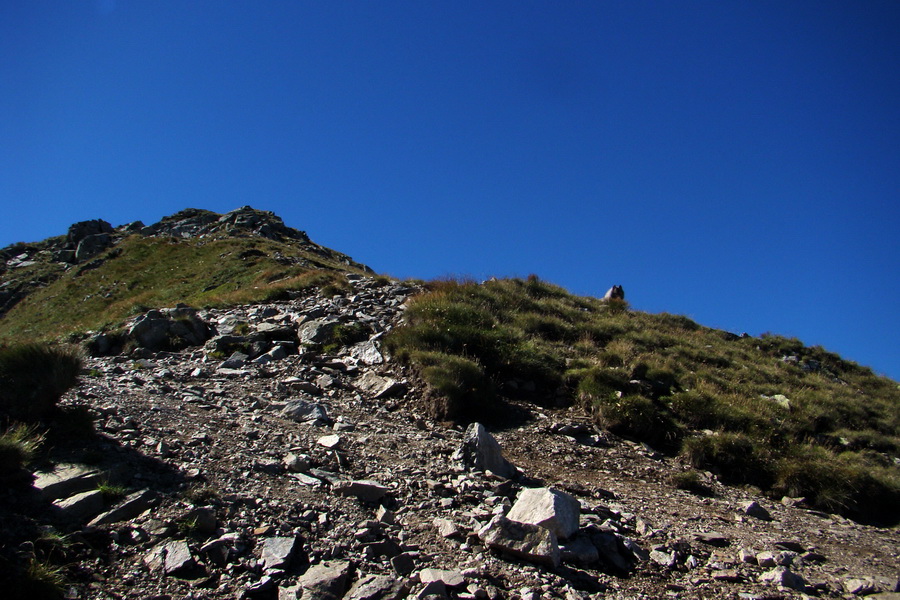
[756,551,778,568]
[376,505,396,525]
[419,568,466,588]
[54,489,105,522]
[741,501,772,521]
[33,464,102,501]
[88,489,156,527]
[283,400,331,425]
[417,579,448,600]
[650,549,677,568]
[284,453,312,473]
[354,371,407,399]
[144,540,196,576]
[844,578,879,596]
[738,547,757,564]
[332,480,389,502]
[434,518,461,538]
[345,574,409,600]
[260,536,301,570]
[296,560,351,600]
[760,566,806,590]
[391,552,416,576]
[317,434,341,449]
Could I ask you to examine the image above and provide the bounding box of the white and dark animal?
[602,285,625,301]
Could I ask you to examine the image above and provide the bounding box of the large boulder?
[477,515,561,567]
[506,487,581,540]
[128,306,213,351]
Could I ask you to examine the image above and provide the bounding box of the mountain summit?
[0,206,373,338]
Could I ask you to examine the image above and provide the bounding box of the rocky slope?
[3,275,898,600]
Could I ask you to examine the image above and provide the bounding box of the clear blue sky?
[2,1,898,380]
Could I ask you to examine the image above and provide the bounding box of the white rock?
[506,487,581,540]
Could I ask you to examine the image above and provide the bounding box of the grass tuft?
[0,423,44,474]
[0,344,82,423]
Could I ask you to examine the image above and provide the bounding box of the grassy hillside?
[0,235,366,343]
[385,276,900,524]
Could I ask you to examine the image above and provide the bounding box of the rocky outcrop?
[452,422,518,479]
[0,206,373,319]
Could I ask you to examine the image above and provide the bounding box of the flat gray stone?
[298,318,340,344]
[88,489,156,526]
[433,517,461,538]
[297,560,351,600]
[419,567,465,588]
[260,536,301,570]
[345,574,409,600]
[317,434,341,449]
[844,578,880,595]
[332,480,389,502]
[283,399,331,425]
[391,552,416,576]
[54,489,105,522]
[760,566,806,590]
[350,340,384,365]
[33,464,102,501]
[144,540,196,576]
[742,500,772,521]
[353,371,407,398]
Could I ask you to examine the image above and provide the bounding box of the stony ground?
[3,276,899,600]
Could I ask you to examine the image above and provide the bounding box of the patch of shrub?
[412,351,495,421]
[0,344,82,423]
[326,322,369,351]
[97,480,128,502]
[669,469,715,496]
[604,298,629,314]
[657,313,701,332]
[181,484,220,505]
[681,432,773,488]
[774,447,900,524]
[382,275,899,521]
[514,313,574,342]
[592,394,682,453]
[667,391,770,433]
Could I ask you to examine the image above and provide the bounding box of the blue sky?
[2,1,898,380]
